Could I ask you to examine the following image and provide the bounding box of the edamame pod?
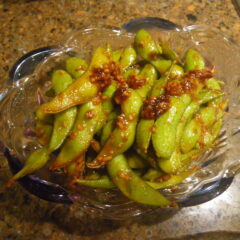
[159,149,202,173]
[76,175,115,189]
[107,154,171,207]
[100,118,116,146]
[135,76,168,155]
[88,89,143,168]
[142,168,164,181]
[39,47,111,114]
[35,107,53,146]
[157,89,222,173]
[123,67,141,78]
[159,39,180,62]
[112,49,124,62]
[152,94,191,159]
[184,48,205,72]
[35,122,53,146]
[181,106,218,153]
[50,101,102,170]
[127,151,148,169]
[49,70,77,151]
[120,46,137,70]
[65,57,88,79]
[169,64,184,78]
[65,154,85,178]
[135,64,158,98]
[95,82,117,134]
[8,148,49,186]
[134,29,171,74]
[146,167,197,189]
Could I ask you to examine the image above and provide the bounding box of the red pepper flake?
[76,65,87,71]
[69,131,77,139]
[184,69,213,84]
[166,69,213,96]
[149,51,159,60]
[127,73,146,89]
[86,110,96,119]
[142,95,171,119]
[90,139,101,152]
[92,96,101,105]
[116,113,129,130]
[166,80,184,96]
[77,124,84,131]
[117,170,131,181]
[114,85,131,104]
[151,125,157,133]
[138,41,145,48]
[97,155,112,163]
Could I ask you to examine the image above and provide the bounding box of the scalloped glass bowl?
[1,22,240,219]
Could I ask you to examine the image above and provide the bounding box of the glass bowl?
[1,18,240,219]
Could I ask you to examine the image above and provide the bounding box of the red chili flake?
[184,69,213,83]
[149,51,159,60]
[127,73,146,89]
[142,95,171,119]
[69,131,77,139]
[166,80,184,96]
[116,113,129,130]
[117,170,131,181]
[114,85,131,104]
[86,110,96,119]
[90,139,101,152]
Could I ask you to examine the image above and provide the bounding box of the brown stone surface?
[0,0,240,239]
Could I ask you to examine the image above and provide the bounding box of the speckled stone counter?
[1,0,240,239]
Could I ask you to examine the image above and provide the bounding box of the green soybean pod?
[180,118,202,154]
[158,89,222,173]
[8,148,50,185]
[65,154,85,178]
[159,39,180,62]
[65,57,88,79]
[50,101,102,170]
[95,82,117,135]
[49,70,78,151]
[142,168,164,181]
[169,64,184,78]
[145,167,197,189]
[135,119,155,155]
[107,154,171,207]
[88,90,143,168]
[35,104,53,146]
[159,149,202,174]
[134,29,171,74]
[180,106,217,153]
[200,120,223,147]
[120,46,137,70]
[35,122,53,146]
[39,47,111,114]
[123,67,141,78]
[112,49,124,62]
[134,29,162,59]
[126,151,148,169]
[135,64,158,98]
[100,118,116,146]
[152,94,191,159]
[135,76,168,156]
[184,48,205,72]
[76,175,115,189]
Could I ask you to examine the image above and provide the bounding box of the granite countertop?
[1,0,240,239]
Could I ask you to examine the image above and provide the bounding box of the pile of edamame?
[8,29,226,207]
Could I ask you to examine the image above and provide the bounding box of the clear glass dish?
[1,20,240,219]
